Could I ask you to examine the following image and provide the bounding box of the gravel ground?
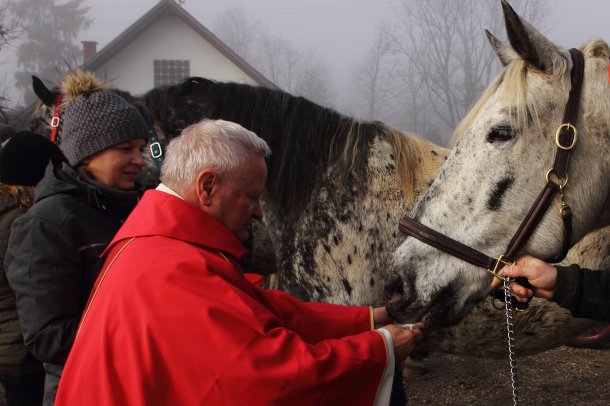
[404,345,610,405]
[2,346,606,405]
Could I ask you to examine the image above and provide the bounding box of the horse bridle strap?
[398,178,562,274]
[142,103,164,169]
[553,49,585,179]
[49,93,63,143]
[398,48,584,297]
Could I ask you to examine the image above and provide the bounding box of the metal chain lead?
[503,276,519,406]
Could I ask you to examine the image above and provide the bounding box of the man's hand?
[490,255,557,301]
[383,324,423,362]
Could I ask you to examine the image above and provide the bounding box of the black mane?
[144,77,390,222]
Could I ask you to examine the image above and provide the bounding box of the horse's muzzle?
[384,273,416,323]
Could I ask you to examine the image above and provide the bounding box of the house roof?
[84,0,277,89]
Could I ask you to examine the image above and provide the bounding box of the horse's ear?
[485,29,517,67]
[501,0,561,72]
[32,76,58,107]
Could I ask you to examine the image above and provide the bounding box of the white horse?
[387,0,610,356]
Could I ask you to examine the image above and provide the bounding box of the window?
[153,59,190,87]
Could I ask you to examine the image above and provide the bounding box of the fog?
[76,0,610,92]
[1,0,609,143]
[75,0,610,75]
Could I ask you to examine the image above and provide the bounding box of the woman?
[5,71,149,406]
[0,130,61,406]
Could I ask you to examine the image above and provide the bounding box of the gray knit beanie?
[60,91,148,166]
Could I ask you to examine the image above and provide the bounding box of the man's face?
[206,154,267,243]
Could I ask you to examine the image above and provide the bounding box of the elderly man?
[55,119,421,405]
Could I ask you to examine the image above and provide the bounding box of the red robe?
[55,190,390,405]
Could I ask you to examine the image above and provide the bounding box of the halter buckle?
[150,142,163,159]
[555,123,577,150]
[50,116,60,128]
[487,254,514,280]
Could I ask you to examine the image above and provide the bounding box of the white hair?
[160,119,271,192]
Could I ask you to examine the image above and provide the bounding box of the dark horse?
[31,75,449,405]
[31,72,448,305]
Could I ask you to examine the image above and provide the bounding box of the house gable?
[85,0,276,95]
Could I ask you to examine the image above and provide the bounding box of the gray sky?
[79,0,610,76]
[80,0,397,92]
[1,0,609,107]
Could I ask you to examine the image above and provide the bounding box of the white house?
[11,0,275,131]
[82,0,276,94]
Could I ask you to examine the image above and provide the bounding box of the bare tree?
[213,7,262,65]
[0,0,19,52]
[256,33,331,105]
[213,6,333,107]
[349,29,397,121]
[390,1,494,133]
[349,0,549,145]
[392,58,444,143]
[0,0,21,120]
[290,50,331,105]
[10,0,92,104]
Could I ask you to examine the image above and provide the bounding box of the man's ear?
[195,169,217,204]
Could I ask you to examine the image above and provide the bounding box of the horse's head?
[386,0,610,327]
[30,76,61,137]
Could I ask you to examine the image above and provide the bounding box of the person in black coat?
[5,73,149,406]
[0,131,62,406]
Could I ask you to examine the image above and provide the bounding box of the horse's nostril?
[384,273,405,297]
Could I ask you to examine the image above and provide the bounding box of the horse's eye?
[487,126,515,142]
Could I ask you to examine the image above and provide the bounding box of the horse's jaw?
[384,274,454,329]
[385,238,492,329]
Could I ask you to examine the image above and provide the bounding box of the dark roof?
[85,0,276,89]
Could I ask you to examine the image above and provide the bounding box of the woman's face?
[81,139,146,190]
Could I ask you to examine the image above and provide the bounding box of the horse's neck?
[265,134,448,255]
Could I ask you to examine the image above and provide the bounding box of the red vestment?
[55,190,390,405]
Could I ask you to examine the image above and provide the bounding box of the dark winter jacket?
[4,163,140,405]
[0,193,44,376]
[553,264,610,322]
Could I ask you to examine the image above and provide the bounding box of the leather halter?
[142,103,164,170]
[49,93,63,143]
[398,49,584,308]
